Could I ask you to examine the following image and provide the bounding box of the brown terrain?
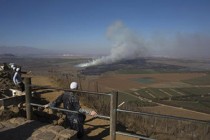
[96,73,210,121]
[31,73,210,139]
[1,58,210,139]
[97,73,206,90]
[32,72,210,121]
[32,75,138,140]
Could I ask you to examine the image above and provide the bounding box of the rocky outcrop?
[0,117,77,140]
[0,69,16,91]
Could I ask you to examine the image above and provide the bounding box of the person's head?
[70,82,78,90]
[12,66,16,71]
[16,67,20,72]
[9,63,14,66]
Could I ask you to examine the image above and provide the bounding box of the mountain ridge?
[0,46,55,56]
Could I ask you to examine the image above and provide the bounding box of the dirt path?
[31,75,138,140]
[31,75,63,101]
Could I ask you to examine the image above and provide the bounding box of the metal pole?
[30,103,111,120]
[117,109,210,124]
[25,77,32,120]
[110,91,118,140]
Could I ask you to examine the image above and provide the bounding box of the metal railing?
[24,77,209,140]
[25,78,121,140]
[30,102,110,119]
[117,109,210,124]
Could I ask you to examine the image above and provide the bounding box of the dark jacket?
[50,92,90,117]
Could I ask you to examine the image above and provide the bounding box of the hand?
[90,110,97,117]
[43,104,50,108]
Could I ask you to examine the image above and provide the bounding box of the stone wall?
[0,117,77,140]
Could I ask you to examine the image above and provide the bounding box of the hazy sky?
[0,0,210,57]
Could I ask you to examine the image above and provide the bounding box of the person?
[9,63,15,70]
[3,63,10,70]
[13,67,25,92]
[44,82,97,139]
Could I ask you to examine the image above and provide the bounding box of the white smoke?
[147,32,210,58]
[78,21,147,67]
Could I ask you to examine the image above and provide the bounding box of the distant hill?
[0,46,55,56]
[0,53,16,58]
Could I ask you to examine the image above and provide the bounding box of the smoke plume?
[78,21,147,67]
[78,21,210,67]
[148,32,210,58]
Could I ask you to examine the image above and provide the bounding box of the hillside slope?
[31,75,137,140]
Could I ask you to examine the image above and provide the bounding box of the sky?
[0,0,210,58]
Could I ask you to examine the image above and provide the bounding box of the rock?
[0,110,15,121]
[0,123,5,129]
[0,70,16,90]
[43,108,49,112]
[9,118,16,124]
[53,120,58,125]
[61,115,66,119]
[59,129,77,139]
[0,106,4,110]
[26,137,34,140]
[32,130,43,137]
[14,117,27,125]
[49,125,65,134]
[1,121,17,128]
[38,124,52,132]
[54,137,69,140]
[35,131,56,140]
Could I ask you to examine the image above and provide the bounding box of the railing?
[24,77,122,140]
[24,77,210,140]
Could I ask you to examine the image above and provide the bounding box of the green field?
[135,87,210,113]
[160,100,210,114]
[118,69,159,74]
[118,91,157,107]
[133,77,155,84]
[175,87,210,95]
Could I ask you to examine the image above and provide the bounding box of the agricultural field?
[2,56,210,119]
[135,87,210,114]
[183,72,210,85]
[97,72,206,90]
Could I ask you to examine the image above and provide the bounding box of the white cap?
[9,63,15,68]
[16,67,20,72]
[12,67,16,70]
[70,82,78,90]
